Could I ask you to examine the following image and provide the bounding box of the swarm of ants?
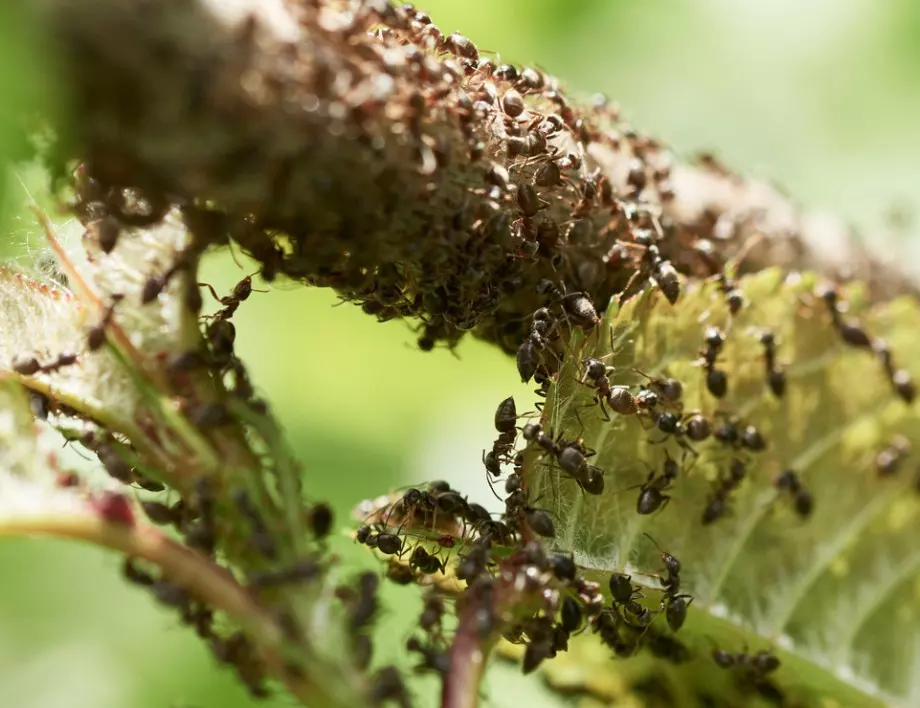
[5,2,919,708]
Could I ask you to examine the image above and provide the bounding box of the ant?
[644,533,693,631]
[13,352,79,377]
[560,596,583,634]
[200,273,266,321]
[522,423,605,494]
[615,225,681,305]
[483,396,518,480]
[701,458,746,525]
[505,490,556,538]
[635,370,683,409]
[406,636,449,675]
[628,458,679,515]
[875,435,910,476]
[873,340,916,404]
[713,415,767,453]
[580,356,616,418]
[409,546,447,575]
[608,385,659,418]
[647,410,703,458]
[698,326,728,398]
[758,330,786,398]
[609,572,644,606]
[774,469,814,519]
[307,502,334,539]
[86,295,124,351]
[535,279,600,331]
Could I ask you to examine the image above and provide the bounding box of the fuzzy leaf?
[527,268,920,707]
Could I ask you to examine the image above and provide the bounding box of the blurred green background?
[1,1,920,706]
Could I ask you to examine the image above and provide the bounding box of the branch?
[31,0,915,360]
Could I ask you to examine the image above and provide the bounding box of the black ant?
[409,546,447,575]
[506,490,556,538]
[87,295,124,351]
[615,225,681,305]
[647,410,702,458]
[406,636,449,675]
[629,459,678,515]
[873,339,916,404]
[523,423,605,494]
[875,436,910,476]
[698,326,728,398]
[483,396,518,480]
[608,385,659,418]
[535,279,600,331]
[609,573,644,606]
[200,273,265,321]
[644,533,680,580]
[635,370,683,408]
[713,415,767,453]
[13,352,78,376]
[517,308,558,383]
[774,469,814,519]
[759,330,786,398]
[701,458,746,525]
[580,356,616,418]
[307,502,334,539]
[248,560,322,589]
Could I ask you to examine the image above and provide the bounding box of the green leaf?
[527,268,920,707]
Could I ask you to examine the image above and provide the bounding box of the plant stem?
[442,603,493,708]
[0,510,348,707]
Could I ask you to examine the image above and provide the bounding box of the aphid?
[93,491,135,526]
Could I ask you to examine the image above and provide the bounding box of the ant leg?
[197,282,221,303]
